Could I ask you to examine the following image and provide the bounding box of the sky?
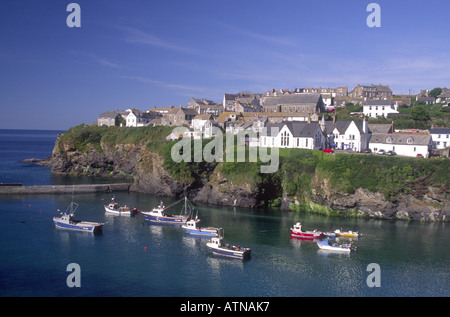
[1,0,449,130]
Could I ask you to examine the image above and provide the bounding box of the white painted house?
[430,128,450,149]
[323,118,371,152]
[260,121,326,150]
[363,100,399,118]
[368,132,432,157]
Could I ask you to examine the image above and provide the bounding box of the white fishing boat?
[316,238,355,253]
[206,234,251,260]
[53,201,104,233]
[182,218,220,237]
[141,196,194,224]
[104,197,138,215]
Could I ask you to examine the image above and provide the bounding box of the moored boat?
[104,198,138,215]
[182,219,220,237]
[141,196,194,224]
[290,222,323,239]
[206,235,251,260]
[316,238,355,253]
[53,201,104,233]
[334,229,361,238]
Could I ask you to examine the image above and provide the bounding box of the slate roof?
[266,121,322,138]
[363,100,394,105]
[263,94,322,106]
[370,133,431,146]
[430,128,450,134]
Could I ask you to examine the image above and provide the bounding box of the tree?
[429,87,442,99]
[411,105,430,122]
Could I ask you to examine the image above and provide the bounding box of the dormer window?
[386,136,393,143]
[407,137,414,144]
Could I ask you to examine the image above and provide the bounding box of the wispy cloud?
[216,22,296,47]
[115,26,200,55]
[68,51,121,69]
[121,75,207,92]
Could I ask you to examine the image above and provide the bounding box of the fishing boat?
[104,197,138,215]
[206,235,251,260]
[316,238,355,253]
[53,201,104,233]
[141,196,194,224]
[182,218,220,237]
[334,229,361,238]
[290,222,323,239]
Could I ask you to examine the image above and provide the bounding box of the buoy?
[144,247,147,251]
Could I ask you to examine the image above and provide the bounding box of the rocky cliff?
[50,134,449,222]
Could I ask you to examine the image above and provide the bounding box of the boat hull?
[317,244,351,253]
[53,218,103,233]
[290,229,323,239]
[104,205,136,215]
[317,239,354,253]
[141,212,187,224]
[182,227,219,237]
[207,245,251,259]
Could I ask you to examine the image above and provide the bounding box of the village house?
[223,92,262,112]
[261,93,324,114]
[416,96,435,104]
[161,106,197,126]
[191,114,214,132]
[125,109,160,127]
[368,132,432,157]
[436,88,450,105]
[349,84,393,101]
[260,121,326,150]
[363,100,399,118]
[97,110,128,127]
[187,97,223,116]
[430,127,450,150]
[322,117,371,152]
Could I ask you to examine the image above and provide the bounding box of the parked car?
[322,148,334,153]
[362,148,372,153]
[416,154,424,158]
[377,149,386,155]
[386,150,397,156]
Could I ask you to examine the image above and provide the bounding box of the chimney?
[391,120,394,133]
[333,113,336,124]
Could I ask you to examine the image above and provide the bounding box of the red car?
[322,148,334,153]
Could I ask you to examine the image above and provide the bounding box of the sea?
[0,129,448,302]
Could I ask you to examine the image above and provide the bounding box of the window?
[281,131,289,146]
[407,137,414,144]
[386,136,393,143]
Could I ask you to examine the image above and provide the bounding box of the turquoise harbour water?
[0,130,449,299]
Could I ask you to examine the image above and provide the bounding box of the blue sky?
[1,0,449,130]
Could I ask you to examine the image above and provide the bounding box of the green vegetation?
[327,99,450,129]
[58,125,450,209]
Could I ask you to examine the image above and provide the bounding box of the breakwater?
[0,183,131,195]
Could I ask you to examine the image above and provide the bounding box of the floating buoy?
[144,247,147,251]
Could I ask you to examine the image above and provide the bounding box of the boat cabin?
[293,222,303,231]
[210,237,223,247]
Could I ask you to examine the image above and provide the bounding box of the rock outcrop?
[50,138,449,222]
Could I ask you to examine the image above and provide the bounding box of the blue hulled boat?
[182,219,221,237]
[141,197,194,224]
[53,201,104,233]
[206,235,251,260]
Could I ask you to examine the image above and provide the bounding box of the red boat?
[290,222,323,239]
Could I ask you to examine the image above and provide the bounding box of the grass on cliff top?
[59,124,173,153]
[59,125,450,200]
[279,148,450,200]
